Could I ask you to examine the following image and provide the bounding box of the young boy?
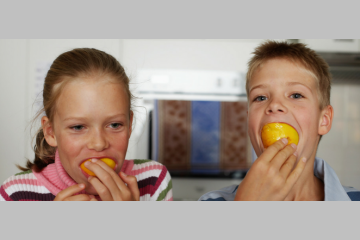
[199,41,360,201]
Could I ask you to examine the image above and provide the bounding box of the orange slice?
[261,123,299,148]
[80,158,116,176]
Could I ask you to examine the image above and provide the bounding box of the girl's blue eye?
[254,96,267,102]
[110,123,122,129]
[291,93,303,99]
[72,125,84,131]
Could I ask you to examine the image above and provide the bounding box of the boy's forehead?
[250,57,318,88]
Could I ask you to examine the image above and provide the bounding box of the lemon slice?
[80,158,116,176]
[261,123,299,148]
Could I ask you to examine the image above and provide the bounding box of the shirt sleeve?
[136,161,173,201]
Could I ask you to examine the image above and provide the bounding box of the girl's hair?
[18,48,134,172]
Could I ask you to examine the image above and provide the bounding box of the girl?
[0,48,173,201]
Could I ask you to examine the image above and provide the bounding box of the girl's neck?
[284,151,324,201]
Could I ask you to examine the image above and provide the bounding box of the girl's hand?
[84,159,140,201]
[54,184,98,201]
[234,138,307,201]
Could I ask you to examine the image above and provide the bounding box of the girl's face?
[45,76,132,195]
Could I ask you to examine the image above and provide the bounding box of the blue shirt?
[199,157,360,201]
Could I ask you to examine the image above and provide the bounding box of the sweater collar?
[33,150,81,196]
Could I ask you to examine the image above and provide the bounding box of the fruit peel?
[261,122,299,148]
[80,158,116,176]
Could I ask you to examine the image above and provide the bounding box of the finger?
[271,143,297,169]
[259,138,289,163]
[279,152,298,179]
[91,159,130,195]
[54,184,85,201]
[119,172,140,201]
[87,176,116,201]
[285,157,307,189]
[85,160,124,196]
[63,194,92,201]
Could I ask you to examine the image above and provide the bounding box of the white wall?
[0,40,28,181]
[317,83,360,190]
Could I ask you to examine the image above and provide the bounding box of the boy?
[199,41,360,201]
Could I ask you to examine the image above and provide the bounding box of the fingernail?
[293,151,298,157]
[290,143,297,149]
[88,176,93,181]
[89,195,95,199]
[281,138,288,144]
[122,172,127,177]
[91,158,98,163]
[84,161,90,166]
[302,157,307,163]
[79,183,85,188]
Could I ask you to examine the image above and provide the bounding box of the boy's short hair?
[246,40,331,109]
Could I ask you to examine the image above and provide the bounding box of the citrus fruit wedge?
[261,123,299,148]
[80,158,116,176]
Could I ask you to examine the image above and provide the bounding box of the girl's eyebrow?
[62,114,127,122]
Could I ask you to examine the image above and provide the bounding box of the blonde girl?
[0,48,173,201]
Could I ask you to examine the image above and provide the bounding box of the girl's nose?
[265,98,288,115]
[87,129,109,151]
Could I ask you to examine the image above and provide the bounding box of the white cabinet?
[299,39,360,52]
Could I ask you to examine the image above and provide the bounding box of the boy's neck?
[284,151,325,201]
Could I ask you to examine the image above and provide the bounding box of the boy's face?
[248,58,328,161]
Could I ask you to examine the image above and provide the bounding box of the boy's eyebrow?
[249,84,267,94]
[286,82,313,93]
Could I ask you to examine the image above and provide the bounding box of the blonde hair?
[19,48,134,172]
[246,40,331,109]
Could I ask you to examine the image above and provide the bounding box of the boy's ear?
[41,116,57,147]
[318,105,333,136]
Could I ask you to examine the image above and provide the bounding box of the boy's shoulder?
[0,170,54,201]
[198,184,239,201]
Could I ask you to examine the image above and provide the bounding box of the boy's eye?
[71,125,84,131]
[290,93,303,99]
[109,123,123,129]
[254,96,267,102]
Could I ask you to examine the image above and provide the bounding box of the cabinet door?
[299,39,360,52]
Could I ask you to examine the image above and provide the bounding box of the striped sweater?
[0,151,173,201]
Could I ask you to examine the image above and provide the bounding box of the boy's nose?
[87,129,109,151]
[265,99,287,114]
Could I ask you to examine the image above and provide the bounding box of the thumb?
[119,172,140,201]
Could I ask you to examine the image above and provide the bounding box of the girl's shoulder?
[122,159,173,201]
[0,170,54,201]
[122,159,169,176]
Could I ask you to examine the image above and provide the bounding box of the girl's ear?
[41,116,57,147]
[318,105,334,136]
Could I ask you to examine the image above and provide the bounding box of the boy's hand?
[84,159,140,201]
[234,138,307,201]
[54,184,98,201]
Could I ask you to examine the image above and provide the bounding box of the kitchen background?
[0,39,359,200]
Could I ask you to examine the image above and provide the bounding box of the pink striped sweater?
[0,151,173,201]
